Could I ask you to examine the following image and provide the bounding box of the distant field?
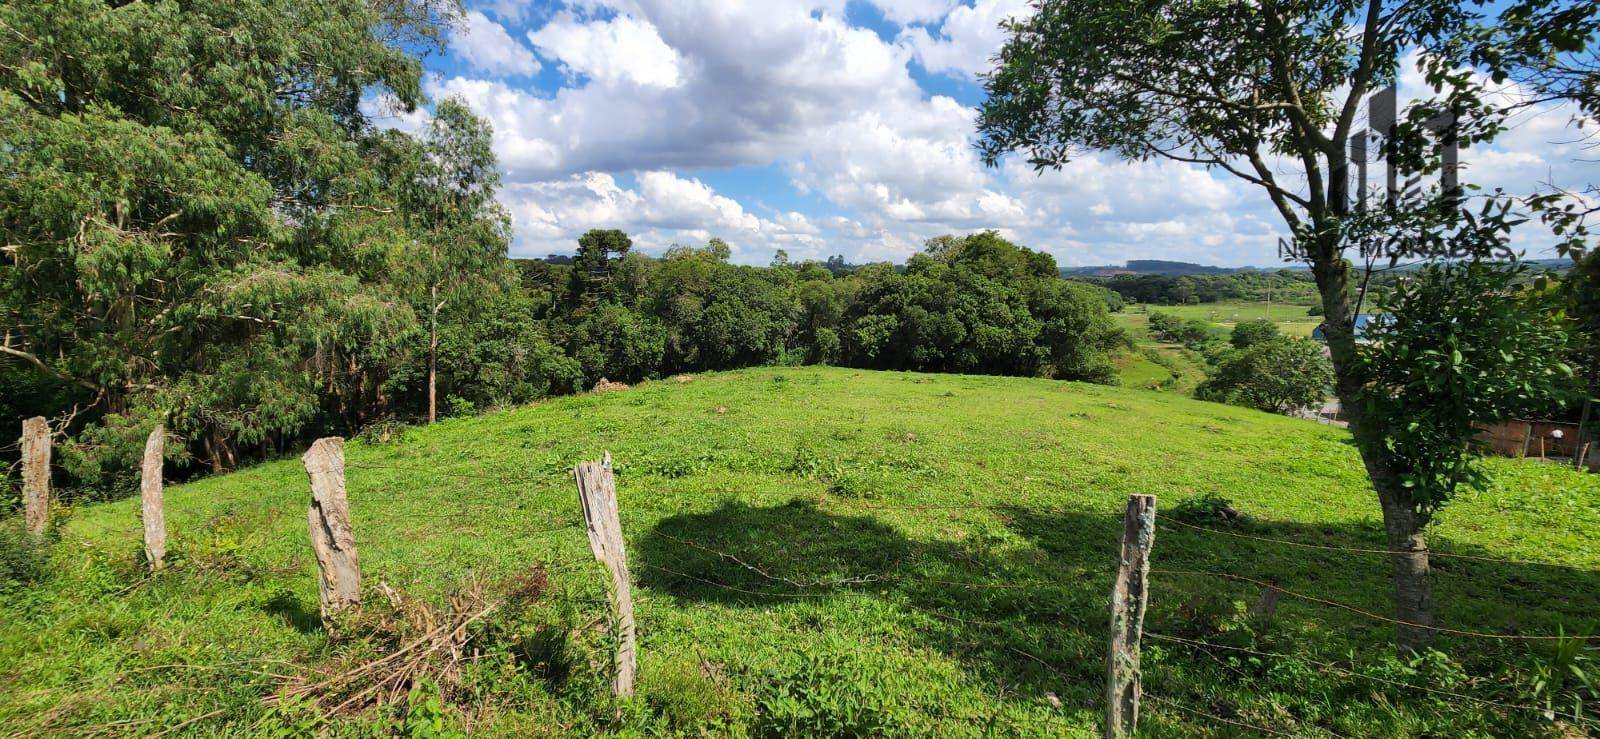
[1111,301,1322,390]
[3,367,1595,736]
[1123,301,1322,337]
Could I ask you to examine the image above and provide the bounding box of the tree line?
[1087,271,1322,306]
[0,0,1132,501]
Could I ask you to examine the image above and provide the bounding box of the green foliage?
[1150,311,1225,351]
[1519,628,1600,721]
[1197,336,1335,415]
[1231,318,1282,349]
[754,651,906,737]
[1170,492,1239,527]
[1567,251,1600,398]
[401,677,463,739]
[570,229,634,305]
[0,0,456,486]
[834,233,1121,381]
[1147,311,1181,339]
[566,304,667,385]
[0,518,54,589]
[1361,261,1576,519]
[1096,271,1320,306]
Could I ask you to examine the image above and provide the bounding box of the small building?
[1312,314,1387,344]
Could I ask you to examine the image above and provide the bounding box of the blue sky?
[385,0,1593,267]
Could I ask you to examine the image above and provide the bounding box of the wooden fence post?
[1105,494,1156,739]
[574,452,636,698]
[303,437,359,620]
[141,425,167,570]
[1576,398,1593,472]
[21,416,51,536]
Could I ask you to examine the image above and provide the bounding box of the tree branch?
[0,342,101,393]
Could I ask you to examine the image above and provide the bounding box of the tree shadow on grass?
[261,588,322,635]
[635,498,1126,711]
[636,498,1600,733]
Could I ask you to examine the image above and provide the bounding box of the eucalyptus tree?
[391,99,512,423]
[0,0,451,477]
[978,0,1597,652]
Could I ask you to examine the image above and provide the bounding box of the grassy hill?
[2,367,1597,736]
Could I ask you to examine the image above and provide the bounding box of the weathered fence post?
[303,437,359,620]
[1105,494,1156,739]
[21,416,51,536]
[1576,398,1593,472]
[574,452,636,698]
[141,425,167,570]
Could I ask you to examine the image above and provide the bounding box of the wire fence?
[1154,513,1592,570]
[19,443,1599,737]
[1144,632,1600,729]
[341,459,1599,734]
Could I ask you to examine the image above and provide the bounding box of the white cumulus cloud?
[451,10,541,77]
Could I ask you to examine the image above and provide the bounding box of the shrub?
[1196,336,1334,414]
[1171,491,1242,526]
[1230,318,1280,349]
[1147,311,1181,339]
[1362,260,1576,518]
[810,328,842,365]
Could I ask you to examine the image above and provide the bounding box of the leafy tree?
[1231,319,1282,349]
[978,0,1598,652]
[647,242,795,373]
[1569,251,1600,398]
[0,0,446,482]
[1197,336,1334,414]
[392,98,512,423]
[565,303,667,385]
[1030,279,1123,383]
[836,233,1119,381]
[434,286,582,410]
[1362,262,1575,516]
[1147,312,1182,340]
[570,229,634,306]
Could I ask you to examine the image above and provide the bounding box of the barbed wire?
[1142,694,1298,737]
[639,562,833,599]
[1145,632,1600,728]
[344,461,539,485]
[1151,568,1599,641]
[1154,514,1595,570]
[653,532,1074,594]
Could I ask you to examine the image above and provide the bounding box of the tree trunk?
[1378,488,1435,652]
[428,286,438,424]
[1312,237,1436,654]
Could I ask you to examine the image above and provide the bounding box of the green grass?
[1112,301,1320,390]
[3,367,1598,736]
[1112,347,1207,394]
[1124,301,1322,337]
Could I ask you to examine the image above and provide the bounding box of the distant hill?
[1061,256,1574,279]
[1061,260,1275,277]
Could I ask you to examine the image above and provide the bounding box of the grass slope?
[3,367,1597,736]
